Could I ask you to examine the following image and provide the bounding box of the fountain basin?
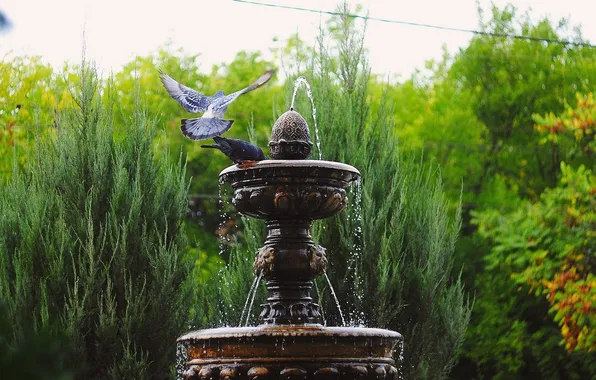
[220,160,360,220]
[219,160,361,324]
[178,325,403,380]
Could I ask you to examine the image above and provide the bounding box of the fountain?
[178,101,403,379]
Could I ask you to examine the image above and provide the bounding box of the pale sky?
[1,0,595,78]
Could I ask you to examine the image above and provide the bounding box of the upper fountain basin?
[220,160,360,220]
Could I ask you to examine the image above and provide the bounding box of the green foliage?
[0,55,73,181]
[0,61,193,379]
[466,162,595,378]
[0,303,73,379]
[448,4,596,197]
[477,163,594,352]
[458,92,596,378]
[533,92,596,171]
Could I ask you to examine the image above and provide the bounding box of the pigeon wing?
[210,70,275,114]
[180,117,234,140]
[239,70,276,95]
[160,72,215,113]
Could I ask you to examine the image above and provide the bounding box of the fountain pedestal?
[178,110,403,380]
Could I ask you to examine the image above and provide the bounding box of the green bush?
[0,61,193,379]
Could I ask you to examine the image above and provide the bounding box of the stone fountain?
[178,109,403,380]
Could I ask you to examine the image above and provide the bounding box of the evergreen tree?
[0,60,193,379]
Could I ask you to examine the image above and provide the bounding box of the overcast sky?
[1,0,595,78]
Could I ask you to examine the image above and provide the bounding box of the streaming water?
[239,275,259,326]
[348,178,366,326]
[244,272,262,326]
[290,76,322,160]
[175,341,188,380]
[313,278,327,326]
[217,182,228,257]
[397,340,405,379]
[324,272,346,326]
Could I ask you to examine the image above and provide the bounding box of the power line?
[233,0,596,48]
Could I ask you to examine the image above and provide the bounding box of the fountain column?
[178,109,403,380]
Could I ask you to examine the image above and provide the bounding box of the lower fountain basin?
[178,325,402,380]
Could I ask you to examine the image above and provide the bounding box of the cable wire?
[233,0,596,48]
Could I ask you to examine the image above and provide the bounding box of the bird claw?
[237,160,258,169]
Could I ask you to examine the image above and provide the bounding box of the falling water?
[343,178,367,326]
[324,272,346,326]
[290,76,322,160]
[244,272,262,326]
[314,279,327,326]
[175,341,189,380]
[397,340,405,380]
[239,275,260,326]
[353,178,366,324]
[217,182,227,256]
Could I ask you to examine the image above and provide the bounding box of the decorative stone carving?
[373,365,387,380]
[280,367,308,380]
[232,186,347,220]
[386,365,398,380]
[220,367,239,380]
[183,366,199,380]
[180,363,403,380]
[313,367,339,380]
[258,300,321,324]
[269,110,313,160]
[198,367,217,380]
[308,245,328,276]
[254,246,276,277]
[247,367,270,380]
[344,365,368,379]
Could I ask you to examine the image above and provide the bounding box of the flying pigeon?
[201,136,267,167]
[160,69,275,140]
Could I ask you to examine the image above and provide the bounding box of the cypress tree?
[0,61,193,379]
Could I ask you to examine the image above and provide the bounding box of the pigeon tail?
[180,118,234,140]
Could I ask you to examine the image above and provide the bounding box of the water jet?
[178,88,402,380]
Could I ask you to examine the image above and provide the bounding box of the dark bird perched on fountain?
[160,69,275,141]
[201,136,267,168]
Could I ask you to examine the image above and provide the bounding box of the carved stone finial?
[268,110,313,159]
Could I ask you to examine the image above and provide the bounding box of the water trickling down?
[175,341,189,379]
[239,275,260,326]
[324,272,346,326]
[290,76,322,160]
[397,340,405,380]
[314,278,327,326]
[244,272,262,326]
[347,178,366,326]
[217,182,228,257]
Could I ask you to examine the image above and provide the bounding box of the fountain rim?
[177,325,402,342]
[219,160,360,179]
